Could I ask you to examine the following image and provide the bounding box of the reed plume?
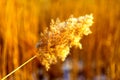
[1,14,93,80]
[36,14,93,70]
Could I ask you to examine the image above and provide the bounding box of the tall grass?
[0,0,120,80]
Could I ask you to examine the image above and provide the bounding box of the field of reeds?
[0,0,120,80]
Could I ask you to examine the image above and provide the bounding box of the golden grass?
[0,0,120,80]
[1,14,93,80]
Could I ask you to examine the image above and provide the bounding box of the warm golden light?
[0,0,120,80]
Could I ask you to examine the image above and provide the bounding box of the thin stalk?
[1,55,37,80]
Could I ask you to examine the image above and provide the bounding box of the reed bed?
[0,0,120,80]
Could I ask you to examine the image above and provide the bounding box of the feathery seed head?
[37,14,93,70]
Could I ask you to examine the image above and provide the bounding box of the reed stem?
[1,55,37,80]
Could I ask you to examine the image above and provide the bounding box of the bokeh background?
[0,0,120,80]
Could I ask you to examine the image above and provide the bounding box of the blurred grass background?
[0,0,120,80]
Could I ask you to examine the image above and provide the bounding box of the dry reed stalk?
[1,14,93,80]
[1,55,37,80]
